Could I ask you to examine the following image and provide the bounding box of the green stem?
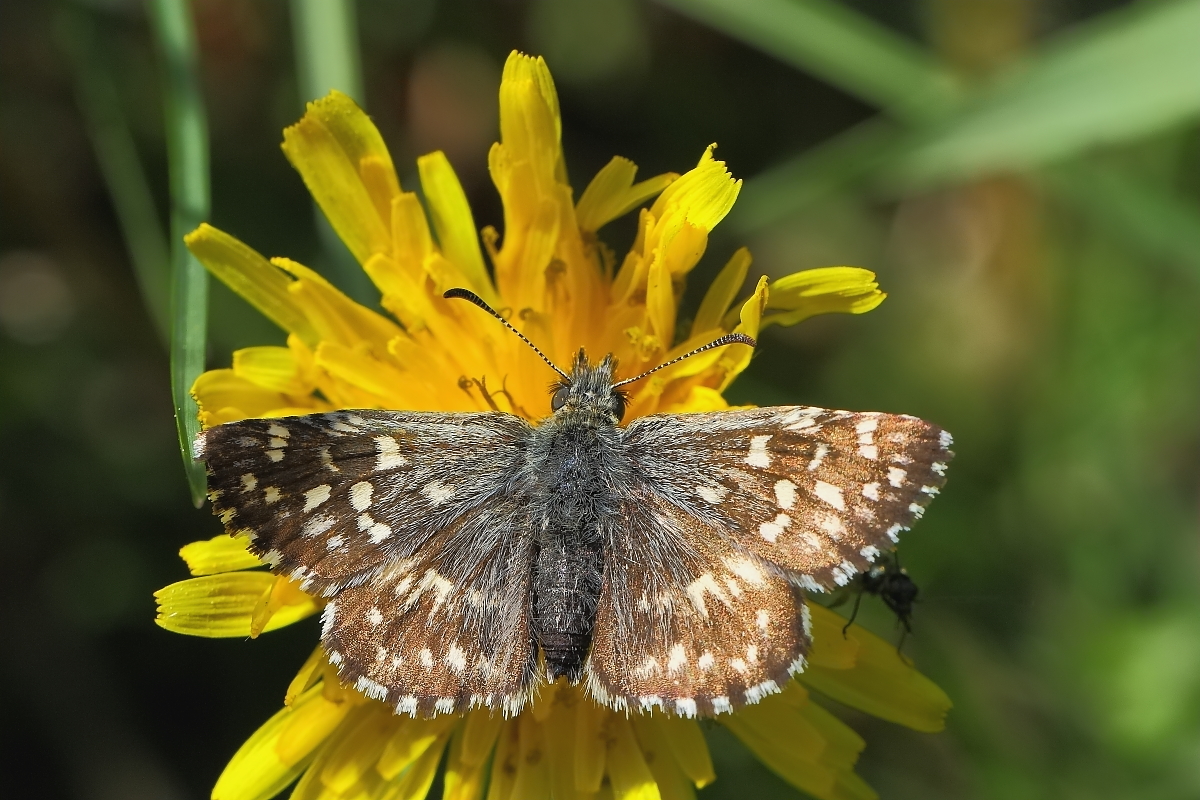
[147,0,210,507]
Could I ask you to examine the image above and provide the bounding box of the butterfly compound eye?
[610,392,626,422]
[551,386,570,411]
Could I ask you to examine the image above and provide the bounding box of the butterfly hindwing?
[623,406,953,592]
[196,409,541,715]
[322,492,538,716]
[586,485,809,716]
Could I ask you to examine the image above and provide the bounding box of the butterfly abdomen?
[527,409,624,682]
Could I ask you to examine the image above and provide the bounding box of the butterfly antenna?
[443,288,569,380]
[612,333,756,388]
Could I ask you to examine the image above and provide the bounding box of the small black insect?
[840,550,919,648]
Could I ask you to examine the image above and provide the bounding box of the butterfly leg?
[842,588,865,638]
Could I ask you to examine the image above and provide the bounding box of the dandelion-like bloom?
[156,52,950,800]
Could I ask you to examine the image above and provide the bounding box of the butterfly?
[194,288,953,718]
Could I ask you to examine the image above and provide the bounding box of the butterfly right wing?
[196,409,540,716]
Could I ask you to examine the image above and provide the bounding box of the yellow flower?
[155,52,948,800]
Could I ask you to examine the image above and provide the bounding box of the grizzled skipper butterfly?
[194,288,952,718]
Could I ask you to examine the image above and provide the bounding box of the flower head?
[156,52,949,800]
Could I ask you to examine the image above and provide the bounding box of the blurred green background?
[2,0,1199,798]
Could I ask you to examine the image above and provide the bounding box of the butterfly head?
[550,350,627,422]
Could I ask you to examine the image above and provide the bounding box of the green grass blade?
[58,8,171,344]
[657,0,960,123]
[147,0,210,507]
[887,0,1200,187]
[288,0,375,305]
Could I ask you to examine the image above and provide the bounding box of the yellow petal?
[178,534,261,576]
[154,573,318,637]
[318,708,399,794]
[807,602,860,670]
[762,267,885,328]
[574,699,608,793]
[722,696,840,800]
[606,716,660,800]
[643,716,714,788]
[576,156,677,233]
[713,275,768,391]
[185,224,317,344]
[691,247,751,337]
[192,369,290,427]
[487,721,520,800]
[649,145,740,233]
[281,91,397,264]
[630,717,699,800]
[417,150,495,302]
[273,257,401,354]
[443,726,488,800]
[232,346,315,396]
[510,713,552,799]
[387,729,453,800]
[250,577,319,638]
[285,646,329,706]
[376,716,458,780]
[446,712,504,800]
[212,684,350,800]
[800,619,953,732]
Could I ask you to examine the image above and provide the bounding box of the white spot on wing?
[685,573,729,618]
[667,644,687,673]
[696,483,728,504]
[807,443,829,471]
[263,487,281,504]
[773,479,797,510]
[758,513,790,543]
[266,449,284,463]
[862,482,880,501]
[745,435,773,468]
[675,698,698,717]
[421,480,456,505]
[712,696,732,713]
[303,484,331,511]
[355,676,388,701]
[813,480,845,510]
[374,435,408,471]
[888,467,907,487]
[367,607,383,626]
[698,652,715,671]
[858,444,879,460]
[350,481,374,511]
[446,643,467,673]
[855,417,878,434]
[240,473,257,491]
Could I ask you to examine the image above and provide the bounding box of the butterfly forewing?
[195,410,541,715]
[624,406,953,593]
